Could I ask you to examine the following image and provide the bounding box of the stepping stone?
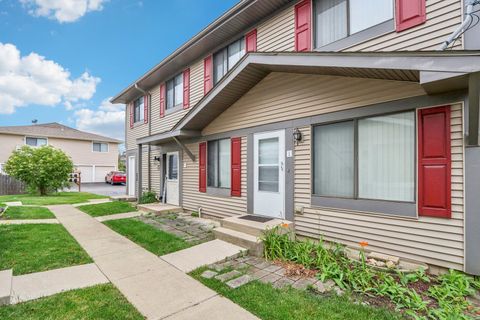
[4,202,22,207]
[292,277,316,290]
[245,257,263,266]
[232,262,248,269]
[247,268,269,280]
[273,278,294,289]
[259,273,281,284]
[211,260,234,272]
[312,280,326,293]
[263,264,282,273]
[274,267,286,276]
[0,269,12,306]
[201,270,218,279]
[226,275,252,289]
[215,270,242,282]
[254,261,271,269]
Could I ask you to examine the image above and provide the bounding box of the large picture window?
[25,137,48,147]
[313,111,415,202]
[213,38,245,84]
[166,73,183,110]
[208,139,231,188]
[314,0,393,47]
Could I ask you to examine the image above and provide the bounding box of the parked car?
[105,171,126,185]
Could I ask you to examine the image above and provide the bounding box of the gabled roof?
[0,123,122,143]
[137,51,480,145]
[111,0,293,104]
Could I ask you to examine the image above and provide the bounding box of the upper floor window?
[314,0,393,47]
[166,73,183,110]
[134,97,144,123]
[93,142,109,152]
[213,38,245,84]
[25,137,47,147]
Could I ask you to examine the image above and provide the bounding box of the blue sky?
[0,0,237,140]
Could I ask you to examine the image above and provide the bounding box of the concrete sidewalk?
[49,205,257,320]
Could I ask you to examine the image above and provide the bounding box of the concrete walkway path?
[95,211,145,222]
[11,264,108,304]
[49,205,258,320]
[0,219,59,225]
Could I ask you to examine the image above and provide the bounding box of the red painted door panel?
[418,106,451,218]
[231,137,241,197]
[395,0,426,32]
[295,0,311,52]
[199,142,207,193]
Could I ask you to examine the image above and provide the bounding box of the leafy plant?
[190,211,199,218]
[138,191,157,204]
[4,146,73,195]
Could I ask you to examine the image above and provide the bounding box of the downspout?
[438,0,478,50]
[134,83,152,191]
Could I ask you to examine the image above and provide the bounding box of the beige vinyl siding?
[125,103,149,151]
[293,103,465,271]
[0,134,24,164]
[257,4,295,52]
[203,72,426,135]
[150,147,162,195]
[150,85,189,136]
[182,137,247,219]
[345,0,463,51]
[141,145,149,192]
[190,59,204,107]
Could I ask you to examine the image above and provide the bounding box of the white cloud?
[20,0,107,23]
[0,42,100,114]
[74,97,125,141]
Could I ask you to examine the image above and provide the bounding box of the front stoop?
[110,195,137,202]
[214,215,294,257]
[136,203,183,215]
[0,269,12,306]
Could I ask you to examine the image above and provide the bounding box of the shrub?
[4,146,73,195]
[138,191,157,204]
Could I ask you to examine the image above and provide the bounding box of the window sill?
[311,195,416,218]
[165,104,184,115]
[315,19,394,52]
[206,187,231,197]
[132,121,146,128]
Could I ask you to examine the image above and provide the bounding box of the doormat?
[238,215,273,223]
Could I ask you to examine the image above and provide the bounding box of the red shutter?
[129,102,134,129]
[159,83,166,118]
[245,29,257,53]
[199,142,207,193]
[395,0,426,32]
[143,95,148,124]
[294,0,311,52]
[418,106,451,219]
[231,137,242,197]
[204,55,213,94]
[183,68,190,109]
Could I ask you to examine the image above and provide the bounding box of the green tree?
[4,146,74,195]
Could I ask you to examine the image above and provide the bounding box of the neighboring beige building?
[113,0,480,275]
[0,123,122,183]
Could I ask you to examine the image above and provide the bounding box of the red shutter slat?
[395,0,426,32]
[204,55,213,94]
[183,68,190,109]
[129,102,134,129]
[418,106,451,219]
[199,142,207,193]
[294,0,311,52]
[245,29,257,53]
[143,95,148,124]
[231,137,242,197]
[159,83,166,118]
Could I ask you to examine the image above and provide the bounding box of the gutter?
[134,83,152,190]
[439,0,479,50]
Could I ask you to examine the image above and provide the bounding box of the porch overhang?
[136,129,201,145]
[172,52,480,133]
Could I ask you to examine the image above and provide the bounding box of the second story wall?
[257,5,295,52]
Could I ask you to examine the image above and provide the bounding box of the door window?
[258,137,279,192]
[168,154,178,180]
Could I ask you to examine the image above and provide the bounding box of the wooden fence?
[0,174,26,195]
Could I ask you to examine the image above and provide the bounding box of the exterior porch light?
[293,128,302,144]
[153,156,161,162]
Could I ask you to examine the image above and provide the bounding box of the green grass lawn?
[0,284,143,320]
[1,206,55,219]
[0,224,92,275]
[0,192,106,206]
[104,218,192,256]
[78,201,136,217]
[191,267,404,320]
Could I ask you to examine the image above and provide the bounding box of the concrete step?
[136,203,183,215]
[0,269,12,306]
[213,227,263,257]
[221,216,293,238]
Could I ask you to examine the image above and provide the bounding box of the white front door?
[253,130,285,219]
[166,152,180,206]
[128,156,135,196]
